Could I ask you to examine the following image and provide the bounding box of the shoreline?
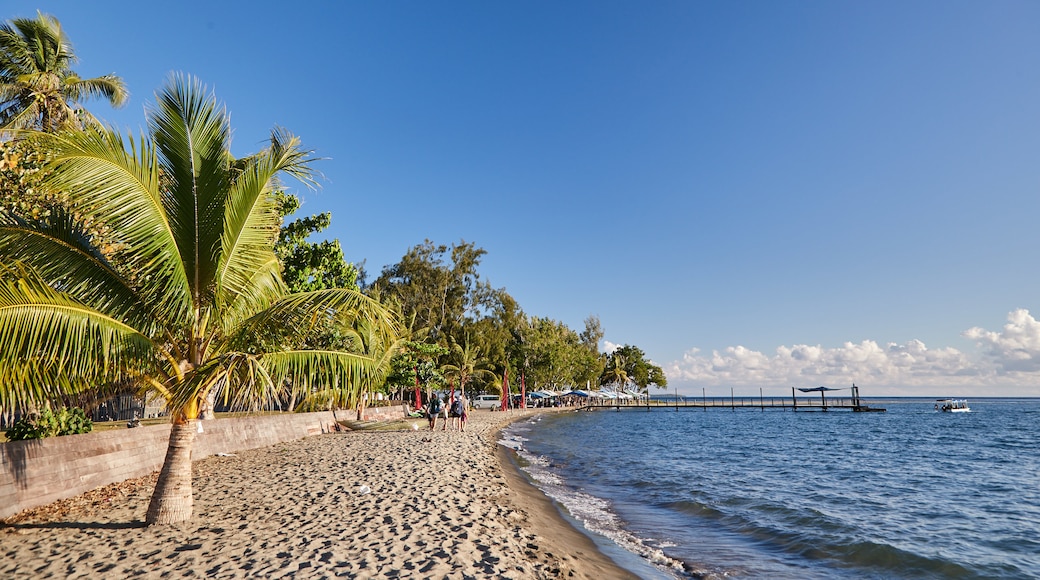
[490,413,641,580]
[0,408,638,579]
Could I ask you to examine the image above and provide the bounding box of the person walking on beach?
[448,395,464,431]
[426,394,442,431]
[440,395,451,430]
[458,394,469,432]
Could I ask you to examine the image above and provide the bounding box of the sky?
[8,1,1040,397]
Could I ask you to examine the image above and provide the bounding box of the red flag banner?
[521,372,526,409]
[501,369,509,412]
[414,366,422,411]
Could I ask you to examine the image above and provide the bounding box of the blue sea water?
[501,398,1040,579]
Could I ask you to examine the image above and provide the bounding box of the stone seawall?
[357,403,410,421]
[0,411,344,520]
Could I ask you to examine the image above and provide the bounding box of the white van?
[473,395,501,409]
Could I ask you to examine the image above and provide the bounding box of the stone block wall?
[0,411,341,520]
[357,403,409,422]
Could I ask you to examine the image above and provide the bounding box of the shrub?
[4,407,93,441]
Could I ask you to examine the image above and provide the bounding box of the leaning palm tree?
[602,353,629,394]
[0,11,128,133]
[0,74,397,525]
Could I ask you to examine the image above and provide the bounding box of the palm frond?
[214,134,307,324]
[0,209,157,333]
[64,75,129,107]
[0,357,95,410]
[261,349,380,409]
[148,73,231,304]
[226,288,399,352]
[32,125,193,319]
[0,262,157,390]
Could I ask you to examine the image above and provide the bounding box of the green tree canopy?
[513,316,602,390]
[274,191,359,293]
[372,239,492,343]
[599,344,667,391]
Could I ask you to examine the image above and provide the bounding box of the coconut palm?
[0,11,128,133]
[601,353,629,393]
[0,74,398,525]
[441,336,496,403]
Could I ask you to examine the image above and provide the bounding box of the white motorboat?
[935,399,971,413]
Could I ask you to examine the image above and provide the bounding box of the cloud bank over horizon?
[664,309,1040,396]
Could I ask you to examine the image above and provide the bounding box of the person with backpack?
[448,395,465,431]
[458,394,469,432]
[426,394,443,431]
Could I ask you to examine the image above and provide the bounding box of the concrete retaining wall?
[357,403,409,422]
[0,411,344,520]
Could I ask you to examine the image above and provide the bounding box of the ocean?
[501,398,1040,579]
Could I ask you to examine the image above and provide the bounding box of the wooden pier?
[582,385,886,412]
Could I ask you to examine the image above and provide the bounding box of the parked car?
[473,395,501,409]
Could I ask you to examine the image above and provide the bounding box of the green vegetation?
[5,406,91,440]
[0,10,666,526]
[0,11,127,133]
[0,74,398,524]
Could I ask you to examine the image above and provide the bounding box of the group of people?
[424,394,469,432]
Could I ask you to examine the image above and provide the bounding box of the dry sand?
[1,408,638,579]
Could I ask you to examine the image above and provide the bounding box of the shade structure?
[798,386,841,392]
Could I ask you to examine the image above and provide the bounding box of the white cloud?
[664,309,1040,396]
[963,308,1040,373]
[602,340,621,354]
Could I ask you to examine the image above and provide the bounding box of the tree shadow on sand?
[1,520,147,531]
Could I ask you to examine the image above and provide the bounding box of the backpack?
[452,399,463,416]
[429,397,441,414]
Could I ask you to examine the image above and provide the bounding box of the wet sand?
[1,408,637,579]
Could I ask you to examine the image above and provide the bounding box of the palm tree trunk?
[146,419,196,525]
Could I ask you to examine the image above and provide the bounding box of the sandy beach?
[1,408,637,579]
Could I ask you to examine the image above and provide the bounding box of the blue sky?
[9,1,1040,396]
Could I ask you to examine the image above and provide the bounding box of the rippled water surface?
[503,399,1040,579]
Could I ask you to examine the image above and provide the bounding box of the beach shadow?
[1,520,147,531]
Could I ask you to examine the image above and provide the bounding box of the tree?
[599,345,667,394]
[384,340,447,403]
[579,315,604,353]
[372,239,488,342]
[0,12,128,133]
[274,191,359,293]
[441,336,496,403]
[0,75,397,524]
[601,352,630,391]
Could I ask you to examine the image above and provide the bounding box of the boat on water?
[936,399,971,413]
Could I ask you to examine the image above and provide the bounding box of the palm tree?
[0,74,398,525]
[602,353,629,394]
[441,336,496,404]
[0,11,128,133]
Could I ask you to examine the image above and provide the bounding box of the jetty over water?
[583,384,886,412]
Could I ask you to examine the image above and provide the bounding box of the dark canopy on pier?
[798,386,842,392]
